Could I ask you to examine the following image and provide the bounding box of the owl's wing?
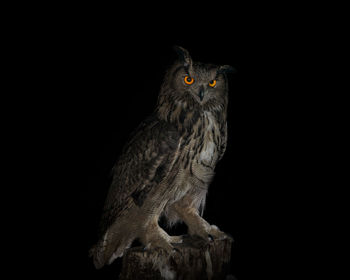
[98,115,180,237]
[217,122,228,162]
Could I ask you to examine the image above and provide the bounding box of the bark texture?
[119,235,233,280]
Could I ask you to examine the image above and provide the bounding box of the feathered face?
[169,61,230,104]
[157,46,234,125]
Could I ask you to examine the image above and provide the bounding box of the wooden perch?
[119,235,233,280]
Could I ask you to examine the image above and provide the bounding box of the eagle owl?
[90,46,234,269]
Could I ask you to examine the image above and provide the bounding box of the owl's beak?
[199,86,205,101]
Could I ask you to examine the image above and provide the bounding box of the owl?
[90,46,234,269]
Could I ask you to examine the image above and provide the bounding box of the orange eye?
[184,76,194,85]
[209,80,217,87]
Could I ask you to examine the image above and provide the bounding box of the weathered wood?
[119,235,233,280]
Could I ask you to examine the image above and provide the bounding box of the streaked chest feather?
[198,111,219,166]
[165,111,222,204]
[170,110,222,176]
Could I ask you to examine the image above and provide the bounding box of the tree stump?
[119,235,233,280]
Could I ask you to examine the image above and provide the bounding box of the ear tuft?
[173,45,192,68]
[217,65,237,74]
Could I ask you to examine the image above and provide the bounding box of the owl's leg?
[139,216,178,253]
[172,198,230,242]
[179,206,227,241]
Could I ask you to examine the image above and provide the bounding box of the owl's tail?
[89,229,134,269]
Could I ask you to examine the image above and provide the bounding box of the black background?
[9,5,322,280]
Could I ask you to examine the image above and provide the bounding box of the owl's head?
[158,46,234,111]
[156,46,234,125]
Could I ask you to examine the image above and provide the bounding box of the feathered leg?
[139,216,182,253]
[171,195,229,241]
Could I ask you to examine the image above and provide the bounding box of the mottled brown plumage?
[90,46,234,269]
